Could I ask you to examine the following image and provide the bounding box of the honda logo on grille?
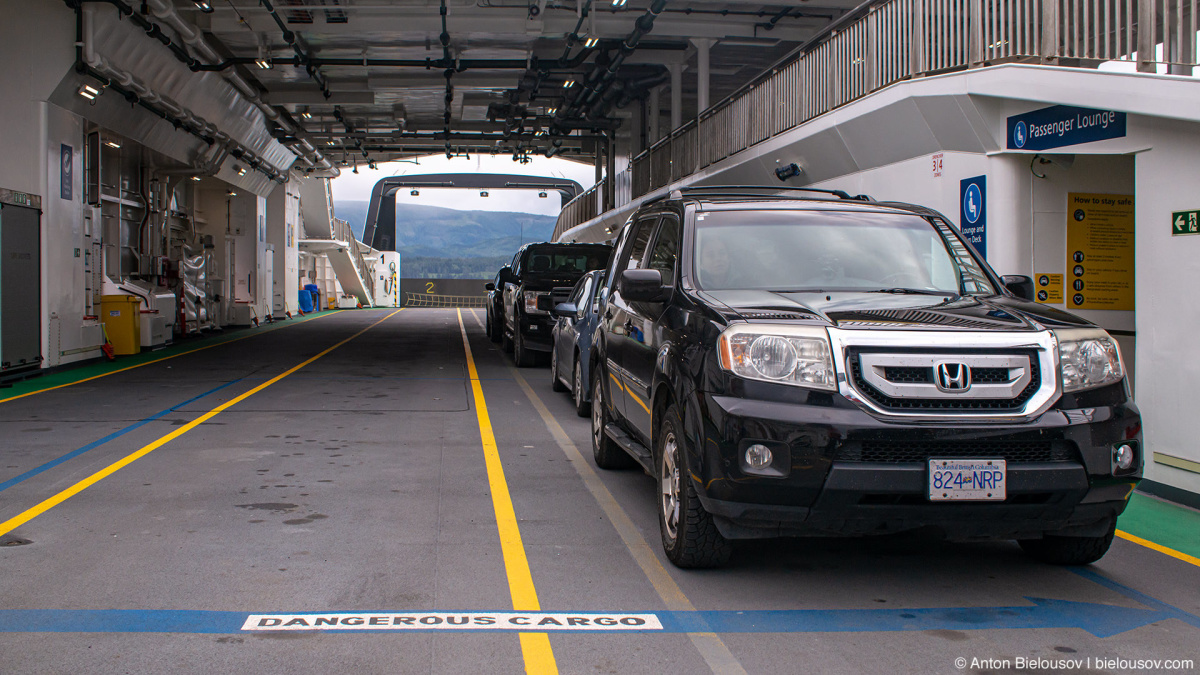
[935,363,972,392]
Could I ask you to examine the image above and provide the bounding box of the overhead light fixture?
[410,189,419,196]
[535,130,545,137]
[584,38,598,48]
[547,107,557,115]
[563,80,576,88]
[255,58,273,70]
[611,0,627,7]
[480,190,489,197]
[103,140,121,149]
[78,84,100,100]
[326,141,336,146]
[193,1,214,13]
[235,166,246,176]
[227,189,237,196]
[538,191,548,198]
[191,176,202,182]
[301,111,312,119]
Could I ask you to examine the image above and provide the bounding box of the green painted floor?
[1119,492,1200,560]
[0,310,340,403]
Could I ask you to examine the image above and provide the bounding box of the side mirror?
[619,268,667,303]
[536,295,555,311]
[553,302,578,318]
[484,282,495,291]
[1001,275,1034,301]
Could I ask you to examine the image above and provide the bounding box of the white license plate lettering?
[928,459,1006,501]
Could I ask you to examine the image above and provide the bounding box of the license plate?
[928,459,1006,501]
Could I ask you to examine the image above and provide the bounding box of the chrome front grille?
[848,349,1041,412]
[828,329,1060,422]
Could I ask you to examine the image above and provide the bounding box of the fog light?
[1113,444,1135,472]
[745,444,773,470]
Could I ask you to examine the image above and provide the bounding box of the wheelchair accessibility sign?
[960,176,986,259]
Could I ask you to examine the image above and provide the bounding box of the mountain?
[331,201,558,278]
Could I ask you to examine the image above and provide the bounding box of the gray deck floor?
[1,308,1196,674]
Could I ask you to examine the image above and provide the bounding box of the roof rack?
[667,185,873,202]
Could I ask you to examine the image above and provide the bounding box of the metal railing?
[404,292,488,308]
[553,0,1198,238]
[332,217,377,301]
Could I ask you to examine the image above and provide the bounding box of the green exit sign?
[1174,210,1200,236]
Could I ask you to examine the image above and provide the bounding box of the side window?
[570,275,591,305]
[625,217,658,271]
[647,215,680,279]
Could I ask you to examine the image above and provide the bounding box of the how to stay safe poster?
[1065,193,1135,311]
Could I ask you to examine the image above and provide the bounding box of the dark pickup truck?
[590,186,1140,568]
[486,242,612,366]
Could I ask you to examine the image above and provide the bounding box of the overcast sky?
[329,154,597,217]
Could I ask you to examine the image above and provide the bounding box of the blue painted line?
[0,379,243,494]
[0,598,1174,636]
[1069,566,1200,632]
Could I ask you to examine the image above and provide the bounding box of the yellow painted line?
[0,310,343,405]
[0,309,401,538]
[608,372,624,393]
[1116,529,1200,568]
[460,310,745,675]
[627,389,652,416]
[456,309,557,675]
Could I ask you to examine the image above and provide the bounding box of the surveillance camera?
[774,162,802,181]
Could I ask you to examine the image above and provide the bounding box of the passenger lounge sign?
[1007,105,1126,151]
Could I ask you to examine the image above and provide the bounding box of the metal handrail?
[553,0,1198,239]
[332,217,377,301]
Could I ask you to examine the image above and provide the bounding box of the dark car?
[589,186,1140,568]
[496,242,612,367]
[547,269,607,416]
[485,261,516,344]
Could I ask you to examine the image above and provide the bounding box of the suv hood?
[702,290,1091,331]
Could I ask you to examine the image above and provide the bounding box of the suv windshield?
[692,209,995,294]
[524,246,611,275]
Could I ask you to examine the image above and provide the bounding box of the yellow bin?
[100,295,142,356]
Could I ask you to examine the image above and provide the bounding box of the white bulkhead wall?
[0,1,95,368]
[1131,117,1200,498]
[267,181,301,318]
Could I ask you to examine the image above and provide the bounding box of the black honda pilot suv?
[590,186,1141,568]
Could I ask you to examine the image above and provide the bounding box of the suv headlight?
[717,324,836,391]
[1053,328,1124,393]
[524,291,549,315]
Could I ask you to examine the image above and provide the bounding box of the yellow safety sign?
[1065,193,1135,311]
[1035,273,1063,304]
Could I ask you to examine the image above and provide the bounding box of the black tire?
[1018,520,1117,565]
[591,369,635,470]
[501,313,514,353]
[550,347,568,392]
[573,356,590,417]
[513,326,536,367]
[658,405,732,568]
[486,307,502,343]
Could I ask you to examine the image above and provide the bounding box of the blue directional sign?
[1007,105,1126,151]
[960,175,986,259]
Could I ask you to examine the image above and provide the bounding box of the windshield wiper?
[870,288,961,298]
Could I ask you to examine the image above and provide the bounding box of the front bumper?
[692,387,1141,540]
[518,315,555,351]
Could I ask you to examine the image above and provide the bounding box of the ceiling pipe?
[138,0,336,176]
[551,0,668,135]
